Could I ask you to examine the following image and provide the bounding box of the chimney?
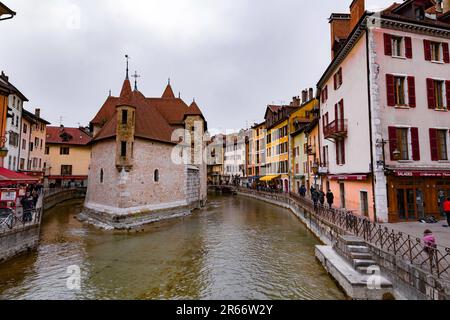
[308,88,314,101]
[302,90,308,104]
[329,14,351,59]
[444,0,450,13]
[35,108,41,118]
[350,0,365,31]
[0,71,8,82]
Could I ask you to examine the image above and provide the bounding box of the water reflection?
[0,196,345,300]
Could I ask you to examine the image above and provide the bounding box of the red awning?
[329,174,368,181]
[0,167,40,186]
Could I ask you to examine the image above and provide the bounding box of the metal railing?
[323,119,348,139]
[0,192,44,235]
[239,188,450,279]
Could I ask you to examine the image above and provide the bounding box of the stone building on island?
[83,68,207,229]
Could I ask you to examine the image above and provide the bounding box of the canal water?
[0,195,345,300]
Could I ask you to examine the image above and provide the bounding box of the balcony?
[304,144,316,155]
[324,119,348,140]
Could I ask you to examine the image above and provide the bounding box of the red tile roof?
[91,79,206,144]
[46,126,93,146]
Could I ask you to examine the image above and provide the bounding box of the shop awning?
[0,167,39,186]
[260,175,281,182]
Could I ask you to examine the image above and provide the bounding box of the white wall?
[320,33,372,175]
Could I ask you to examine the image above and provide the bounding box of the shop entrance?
[396,188,425,221]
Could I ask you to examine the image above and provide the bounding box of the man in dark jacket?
[299,185,306,197]
[326,190,334,209]
[312,189,319,211]
[319,190,325,207]
[20,192,35,222]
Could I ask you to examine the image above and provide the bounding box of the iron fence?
[239,188,450,279]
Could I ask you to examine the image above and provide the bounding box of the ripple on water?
[0,196,345,300]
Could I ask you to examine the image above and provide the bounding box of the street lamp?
[312,162,319,189]
[376,139,401,171]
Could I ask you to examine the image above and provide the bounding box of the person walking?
[312,189,319,211]
[299,185,306,197]
[444,197,450,227]
[326,189,334,209]
[438,191,446,217]
[319,190,325,207]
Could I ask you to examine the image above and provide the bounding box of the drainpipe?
[365,17,377,222]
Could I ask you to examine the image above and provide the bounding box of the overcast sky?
[1,0,394,133]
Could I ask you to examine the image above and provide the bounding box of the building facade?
[18,108,50,179]
[289,94,318,194]
[0,72,28,172]
[223,130,248,185]
[44,126,92,187]
[318,0,450,222]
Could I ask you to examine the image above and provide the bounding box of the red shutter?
[411,127,420,161]
[443,42,450,64]
[427,78,436,109]
[335,140,339,165]
[384,33,392,56]
[388,127,398,161]
[339,68,343,86]
[407,76,416,108]
[446,81,450,109]
[341,140,346,165]
[335,103,338,121]
[386,74,396,106]
[334,74,337,90]
[424,40,431,61]
[429,128,439,161]
[325,86,328,100]
[405,37,412,59]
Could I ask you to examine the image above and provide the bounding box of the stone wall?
[86,138,187,211]
[238,189,450,300]
[0,225,40,264]
[186,166,200,206]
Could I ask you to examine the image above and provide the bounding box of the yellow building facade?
[44,126,92,187]
[288,98,317,193]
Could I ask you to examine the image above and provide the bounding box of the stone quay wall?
[237,188,450,300]
[0,224,40,264]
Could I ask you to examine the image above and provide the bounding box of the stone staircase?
[343,237,378,274]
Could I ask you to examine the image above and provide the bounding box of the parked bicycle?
[0,208,15,229]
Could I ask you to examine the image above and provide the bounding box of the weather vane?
[131,71,141,91]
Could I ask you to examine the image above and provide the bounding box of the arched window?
[154,169,159,182]
[100,169,104,183]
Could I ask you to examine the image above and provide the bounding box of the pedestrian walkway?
[386,219,450,247]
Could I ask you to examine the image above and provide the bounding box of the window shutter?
[388,127,398,161]
[334,74,337,90]
[386,74,396,106]
[339,68,343,86]
[384,34,392,56]
[429,128,439,161]
[424,40,431,61]
[443,42,450,64]
[411,127,420,161]
[427,78,436,109]
[405,37,412,59]
[334,104,338,121]
[407,76,416,107]
[446,81,450,109]
[336,141,339,165]
[341,140,346,165]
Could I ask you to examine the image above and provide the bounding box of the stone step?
[350,252,373,260]
[354,259,378,268]
[340,235,366,246]
[348,245,370,253]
